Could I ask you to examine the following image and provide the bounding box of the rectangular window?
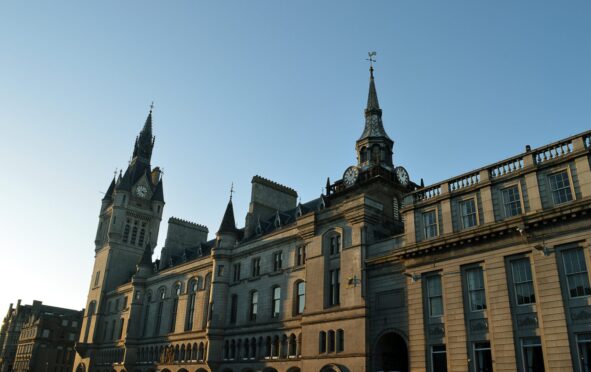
[431,345,447,372]
[473,341,492,372]
[460,199,477,229]
[170,298,178,332]
[548,170,573,205]
[423,210,438,239]
[296,281,306,315]
[252,257,261,277]
[94,271,100,287]
[272,287,281,318]
[577,333,591,372]
[329,269,340,306]
[330,235,341,255]
[230,295,238,324]
[562,248,591,298]
[273,252,283,271]
[296,246,306,266]
[218,264,225,277]
[426,275,443,317]
[522,337,545,372]
[155,301,163,335]
[466,267,487,311]
[233,263,241,282]
[511,258,535,305]
[250,292,258,321]
[502,185,522,217]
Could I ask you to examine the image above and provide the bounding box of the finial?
[149,101,154,114]
[230,182,234,201]
[366,51,377,78]
[113,168,118,179]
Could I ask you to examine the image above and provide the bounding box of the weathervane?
[150,101,154,113]
[366,51,377,77]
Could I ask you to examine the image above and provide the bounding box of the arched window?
[180,344,185,361]
[251,337,257,359]
[295,281,305,315]
[243,338,249,360]
[186,279,197,331]
[224,340,229,360]
[249,291,258,321]
[272,286,281,318]
[328,330,335,352]
[170,283,181,332]
[319,331,327,353]
[198,342,205,361]
[281,334,288,358]
[174,344,180,362]
[336,329,344,352]
[265,336,272,358]
[142,292,152,337]
[186,343,191,362]
[230,340,236,360]
[328,234,341,255]
[289,334,297,357]
[273,336,280,358]
[154,288,165,335]
[297,333,302,357]
[360,146,367,163]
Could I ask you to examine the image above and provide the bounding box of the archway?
[75,363,86,372]
[375,332,409,372]
[320,365,341,372]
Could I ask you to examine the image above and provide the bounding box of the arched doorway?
[375,332,409,372]
[320,365,341,372]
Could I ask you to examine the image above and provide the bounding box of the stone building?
[0,301,83,372]
[71,66,591,372]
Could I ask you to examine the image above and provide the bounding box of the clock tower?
[78,107,165,346]
[355,65,395,171]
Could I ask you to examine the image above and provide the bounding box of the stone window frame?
[500,182,524,218]
[422,209,439,240]
[271,285,281,319]
[424,272,444,318]
[547,167,575,206]
[458,196,479,230]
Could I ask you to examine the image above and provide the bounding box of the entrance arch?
[374,332,409,372]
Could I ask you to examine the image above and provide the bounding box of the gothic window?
[272,286,281,318]
[130,220,139,245]
[371,145,380,163]
[249,291,258,321]
[360,146,367,163]
[289,334,297,357]
[138,222,147,246]
[123,219,131,243]
[328,269,340,306]
[186,279,197,330]
[329,235,341,255]
[170,283,181,332]
[142,292,151,337]
[336,329,344,352]
[295,281,306,315]
[251,337,257,358]
[319,331,327,353]
[154,288,165,335]
[328,330,336,352]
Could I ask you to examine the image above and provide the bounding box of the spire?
[359,65,390,140]
[218,196,238,235]
[366,66,381,114]
[133,104,155,163]
[139,243,153,266]
[102,177,116,201]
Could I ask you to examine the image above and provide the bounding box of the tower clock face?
[395,166,410,186]
[135,185,148,198]
[343,166,359,188]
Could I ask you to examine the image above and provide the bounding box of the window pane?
[460,199,477,228]
[563,248,591,298]
[474,342,492,372]
[502,186,522,217]
[511,259,535,305]
[431,345,447,372]
[549,171,573,204]
[427,276,443,317]
[522,337,545,372]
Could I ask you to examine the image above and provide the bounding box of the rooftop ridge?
[410,129,591,196]
[168,217,209,231]
[252,175,298,197]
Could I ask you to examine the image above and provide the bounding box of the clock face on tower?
[395,166,410,186]
[135,185,148,198]
[343,166,359,188]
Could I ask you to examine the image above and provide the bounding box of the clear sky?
[0,1,589,315]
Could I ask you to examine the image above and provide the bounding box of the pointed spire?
[132,104,155,163]
[326,177,331,196]
[366,66,381,113]
[102,177,116,201]
[218,194,238,235]
[139,243,153,267]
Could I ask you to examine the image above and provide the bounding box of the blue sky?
[0,1,589,314]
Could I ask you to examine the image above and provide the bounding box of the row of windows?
[137,342,207,364]
[236,281,306,323]
[223,334,301,360]
[424,246,590,319]
[421,169,574,239]
[231,247,309,283]
[318,329,344,353]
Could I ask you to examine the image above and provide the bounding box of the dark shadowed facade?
[71,68,591,372]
